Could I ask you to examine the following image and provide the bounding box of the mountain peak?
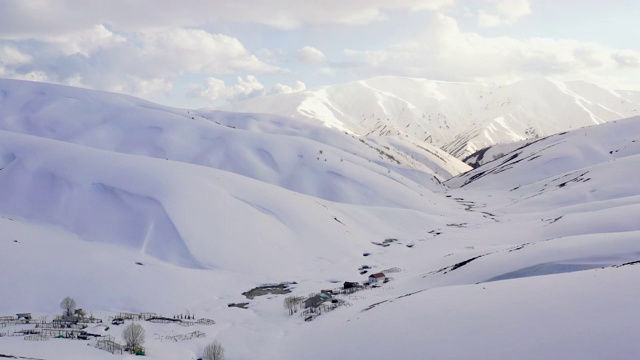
[223,76,640,159]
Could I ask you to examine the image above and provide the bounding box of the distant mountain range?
[222,77,640,159]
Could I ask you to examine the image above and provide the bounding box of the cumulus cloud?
[297,46,327,66]
[224,75,266,101]
[188,77,226,101]
[612,50,640,69]
[270,81,306,95]
[137,28,279,75]
[188,75,268,102]
[0,0,455,36]
[344,13,640,89]
[0,46,32,78]
[55,25,127,56]
[1,0,637,101]
[0,46,32,66]
[477,0,531,27]
[0,27,279,98]
[190,76,307,103]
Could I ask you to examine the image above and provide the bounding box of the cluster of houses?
[0,310,107,342]
[301,272,387,321]
[1,305,221,357]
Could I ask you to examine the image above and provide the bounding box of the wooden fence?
[24,334,50,341]
[94,336,124,355]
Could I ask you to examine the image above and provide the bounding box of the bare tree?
[283,295,296,315]
[60,296,77,317]
[203,340,225,360]
[283,295,303,315]
[293,296,303,312]
[122,323,145,353]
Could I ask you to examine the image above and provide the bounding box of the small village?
[290,267,398,322]
[0,267,399,357]
[0,301,217,357]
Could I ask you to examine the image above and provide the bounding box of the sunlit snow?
[1,79,639,360]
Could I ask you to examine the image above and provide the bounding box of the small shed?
[343,281,360,289]
[368,272,386,285]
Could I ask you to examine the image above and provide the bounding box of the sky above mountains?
[1,0,639,108]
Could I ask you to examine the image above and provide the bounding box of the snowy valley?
[1,78,639,360]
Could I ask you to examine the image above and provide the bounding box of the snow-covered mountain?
[1,79,640,360]
[0,79,468,198]
[223,76,640,159]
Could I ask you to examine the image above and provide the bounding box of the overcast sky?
[1,0,639,108]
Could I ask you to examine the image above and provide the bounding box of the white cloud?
[0,46,33,78]
[189,75,267,102]
[270,81,306,95]
[612,50,640,69]
[0,46,32,66]
[410,0,455,11]
[1,0,637,102]
[477,0,531,27]
[0,1,455,36]
[0,27,280,99]
[56,25,127,56]
[257,48,287,62]
[344,13,640,89]
[188,77,226,102]
[225,75,265,101]
[297,46,327,66]
[9,71,51,83]
[137,28,280,75]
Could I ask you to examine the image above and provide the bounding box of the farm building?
[16,313,32,320]
[343,281,360,289]
[304,293,331,309]
[368,272,386,285]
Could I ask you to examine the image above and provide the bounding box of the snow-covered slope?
[2,79,640,360]
[0,79,469,206]
[223,77,640,159]
[447,115,640,194]
[462,138,534,168]
[0,79,474,276]
[447,116,640,268]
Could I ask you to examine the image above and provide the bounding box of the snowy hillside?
[223,77,640,159]
[0,79,469,204]
[462,138,534,168]
[448,115,640,194]
[2,79,640,360]
[0,78,475,275]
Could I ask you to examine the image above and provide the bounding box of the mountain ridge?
[222,76,640,159]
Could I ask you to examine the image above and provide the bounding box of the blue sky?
[1,0,639,109]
